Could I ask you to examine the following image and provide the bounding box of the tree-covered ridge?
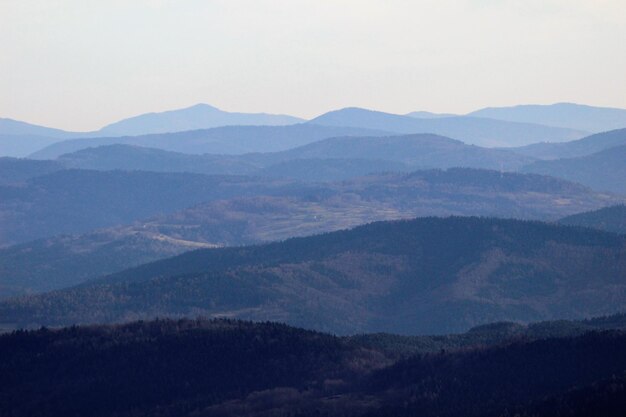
[2,167,619,299]
[1,317,626,417]
[2,216,624,334]
[559,204,626,234]
[522,144,626,194]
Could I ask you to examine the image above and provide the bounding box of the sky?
[1,0,626,131]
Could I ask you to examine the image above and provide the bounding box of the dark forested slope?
[0,169,621,299]
[559,205,626,234]
[1,318,626,417]
[2,217,625,334]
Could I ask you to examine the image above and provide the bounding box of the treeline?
[1,317,626,416]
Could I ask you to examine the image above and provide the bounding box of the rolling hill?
[0,157,65,185]
[508,128,626,160]
[29,124,391,159]
[0,169,298,246]
[54,134,537,179]
[522,144,626,194]
[1,168,620,298]
[469,103,626,132]
[559,205,626,234]
[308,107,586,147]
[2,216,625,334]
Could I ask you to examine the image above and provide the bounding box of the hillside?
[509,128,626,160]
[0,157,65,185]
[1,169,621,298]
[522,144,626,194]
[97,103,303,136]
[260,134,536,170]
[308,107,586,147]
[0,169,297,246]
[0,117,81,138]
[469,103,626,132]
[55,134,537,180]
[2,216,625,334]
[0,134,70,158]
[30,124,391,159]
[57,144,259,175]
[1,317,625,416]
[559,205,626,234]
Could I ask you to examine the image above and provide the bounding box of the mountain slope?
[559,205,626,234]
[55,134,537,179]
[97,103,303,136]
[2,217,625,334]
[0,118,80,138]
[264,134,535,170]
[521,144,626,194]
[469,103,626,132]
[508,128,626,160]
[1,168,620,298]
[3,318,626,417]
[0,157,65,185]
[0,170,297,246]
[57,144,259,175]
[0,134,70,158]
[309,107,586,147]
[29,124,391,159]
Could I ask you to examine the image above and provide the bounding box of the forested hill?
[1,317,626,417]
[2,216,625,334]
[559,205,626,234]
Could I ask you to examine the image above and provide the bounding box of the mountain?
[97,103,304,136]
[405,110,457,118]
[308,107,586,147]
[508,128,626,160]
[29,124,391,159]
[264,134,536,171]
[2,216,625,334]
[0,118,80,138]
[0,157,64,185]
[521,144,626,194]
[469,103,626,132]
[559,205,626,234]
[55,134,537,180]
[0,169,297,246]
[0,134,71,158]
[57,144,259,176]
[2,317,626,417]
[1,169,620,298]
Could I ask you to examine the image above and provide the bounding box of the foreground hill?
[509,128,626,160]
[308,107,586,147]
[2,216,625,334]
[1,169,620,298]
[559,205,626,234]
[29,124,390,159]
[522,144,626,194]
[469,102,626,132]
[1,317,625,417]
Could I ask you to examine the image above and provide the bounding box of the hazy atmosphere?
[2,2,626,416]
[2,0,626,130]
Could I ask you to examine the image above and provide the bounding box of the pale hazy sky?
[2,0,626,131]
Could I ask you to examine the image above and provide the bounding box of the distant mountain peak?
[96,104,304,136]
